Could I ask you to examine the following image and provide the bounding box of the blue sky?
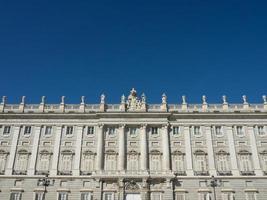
[0,0,266,104]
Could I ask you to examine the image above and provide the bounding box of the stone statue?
[81,96,85,104]
[222,95,227,104]
[100,94,105,104]
[41,96,45,104]
[21,96,25,104]
[1,96,6,104]
[126,88,145,111]
[141,93,146,104]
[162,93,167,104]
[263,95,267,104]
[121,94,125,104]
[242,95,247,104]
[202,95,207,104]
[182,95,186,104]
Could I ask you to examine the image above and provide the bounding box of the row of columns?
[4,124,264,176]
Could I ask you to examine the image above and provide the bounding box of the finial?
[162,93,167,104]
[121,94,125,104]
[202,95,207,104]
[100,94,105,104]
[182,95,186,104]
[263,95,267,104]
[222,95,227,104]
[1,96,6,104]
[61,96,65,104]
[81,96,85,104]
[242,95,247,104]
[21,96,25,104]
[41,96,45,104]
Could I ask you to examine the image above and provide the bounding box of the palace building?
[0,89,267,200]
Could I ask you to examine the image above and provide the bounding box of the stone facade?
[0,90,267,200]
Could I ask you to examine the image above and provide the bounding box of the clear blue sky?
[0,0,266,104]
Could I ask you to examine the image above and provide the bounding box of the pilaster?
[50,126,63,176]
[226,126,239,176]
[73,126,84,176]
[96,124,104,172]
[5,126,20,175]
[140,124,148,172]
[28,126,42,175]
[162,124,171,172]
[118,124,126,172]
[205,126,216,175]
[248,126,263,176]
[184,126,194,176]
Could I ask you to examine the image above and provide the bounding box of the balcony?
[194,171,209,176]
[217,171,232,176]
[240,171,255,176]
[174,171,186,176]
[80,171,92,175]
[35,170,49,175]
[13,170,27,175]
[0,170,5,175]
[58,171,72,175]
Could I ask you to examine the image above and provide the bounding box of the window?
[105,152,117,171]
[81,152,95,173]
[258,126,265,136]
[221,192,234,200]
[198,193,210,200]
[15,151,29,173]
[127,152,139,171]
[58,192,68,200]
[129,127,137,136]
[3,126,11,135]
[10,192,21,200]
[107,127,115,135]
[246,192,257,200]
[172,152,184,172]
[173,126,180,136]
[151,127,158,135]
[44,126,52,136]
[66,126,73,135]
[260,152,267,172]
[37,152,51,172]
[151,192,161,200]
[150,153,161,171]
[175,193,185,200]
[104,192,114,200]
[59,151,73,174]
[0,151,8,174]
[236,126,244,136]
[24,126,31,135]
[239,151,253,174]
[216,152,230,173]
[35,192,44,200]
[215,126,222,136]
[81,192,92,200]
[87,126,94,135]
[194,126,201,135]
[194,151,208,174]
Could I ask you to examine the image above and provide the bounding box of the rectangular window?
[66,126,73,135]
[236,126,244,136]
[24,126,31,135]
[104,192,114,200]
[10,192,21,200]
[215,126,222,136]
[44,126,52,136]
[175,193,185,200]
[258,126,265,135]
[129,127,137,135]
[173,126,180,135]
[151,192,161,200]
[87,126,94,135]
[246,192,256,200]
[194,126,200,135]
[198,193,210,200]
[58,192,68,200]
[151,127,158,135]
[108,127,115,135]
[3,126,11,135]
[81,192,91,200]
[35,192,44,200]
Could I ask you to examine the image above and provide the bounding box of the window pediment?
[39,150,52,155]
[150,150,162,155]
[83,150,96,155]
[105,150,117,155]
[260,150,267,155]
[238,150,251,155]
[0,149,9,155]
[17,149,31,155]
[216,150,229,155]
[172,151,185,155]
[61,150,74,155]
[128,150,140,155]
[194,150,207,155]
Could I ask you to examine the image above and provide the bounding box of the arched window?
[59,150,74,175]
[105,150,117,171]
[238,150,254,175]
[37,150,52,174]
[150,150,162,172]
[0,150,9,174]
[127,150,139,171]
[81,151,95,175]
[216,150,231,175]
[14,149,30,175]
[194,150,208,175]
[172,151,185,174]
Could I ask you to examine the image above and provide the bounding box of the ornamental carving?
[126,88,146,111]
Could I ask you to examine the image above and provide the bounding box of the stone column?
[140,124,148,172]
[73,126,84,176]
[118,124,126,172]
[50,126,63,176]
[248,126,263,176]
[96,124,104,172]
[226,126,239,176]
[6,126,20,175]
[184,126,194,176]
[162,124,171,172]
[28,126,42,175]
[205,126,216,175]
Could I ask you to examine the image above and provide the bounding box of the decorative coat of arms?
[126,88,146,111]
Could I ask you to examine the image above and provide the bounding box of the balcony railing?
[217,171,232,176]
[58,171,72,175]
[240,171,255,176]
[13,170,27,175]
[174,171,186,176]
[194,171,209,176]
